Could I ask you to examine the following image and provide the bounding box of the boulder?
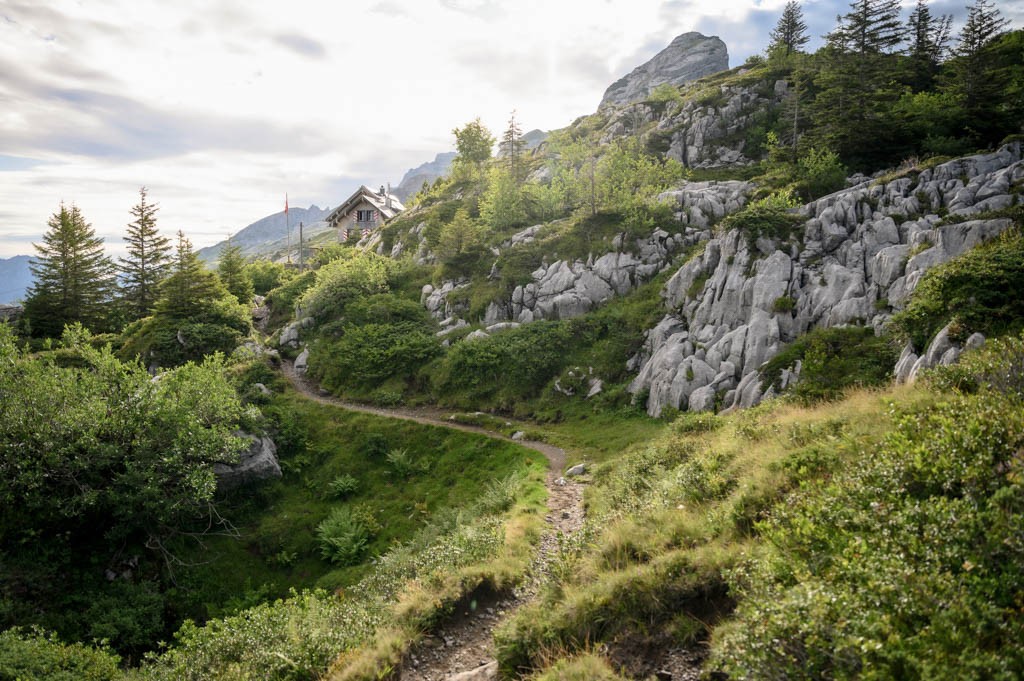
[294,347,309,375]
[214,434,282,490]
[565,463,587,477]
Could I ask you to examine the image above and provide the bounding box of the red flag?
[285,194,289,214]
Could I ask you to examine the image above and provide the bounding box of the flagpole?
[285,193,291,264]
[299,221,304,271]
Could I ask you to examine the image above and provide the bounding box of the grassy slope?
[495,384,939,676]
[168,385,544,623]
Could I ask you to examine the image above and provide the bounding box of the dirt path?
[281,363,585,681]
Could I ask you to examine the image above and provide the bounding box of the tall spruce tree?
[119,187,171,319]
[23,203,114,337]
[830,0,905,55]
[499,110,524,182]
[156,231,228,321]
[217,239,254,306]
[948,0,1010,120]
[814,0,909,167]
[906,0,952,90]
[768,1,810,59]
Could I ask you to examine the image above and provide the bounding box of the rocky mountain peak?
[600,32,729,109]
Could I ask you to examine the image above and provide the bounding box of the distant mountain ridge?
[0,255,32,305]
[197,205,332,263]
[392,152,457,202]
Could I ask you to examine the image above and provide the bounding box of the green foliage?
[265,270,316,327]
[0,324,246,653]
[245,259,295,296]
[316,506,374,566]
[927,331,1024,401]
[433,321,572,409]
[720,190,805,246]
[479,165,528,232]
[119,187,171,321]
[891,228,1024,350]
[217,239,254,305]
[24,203,115,337]
[120,232,251,367]
[310,318,439,395]
[327,474,360,499]
[0,628,120,681]
[298,251,395,321]
[759,326,899,402]
[647,82,682,105]
[772,295,796,313]
[713,394,1024,679]
[386,447,430,478]
[436,207,488,275]
[452,117,495,168]
[794,147,848,199]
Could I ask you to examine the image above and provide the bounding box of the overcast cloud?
[0,0,1021,257]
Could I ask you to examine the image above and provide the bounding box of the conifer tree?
[814,0,908,167]
[156,231,228,320]
[499,110,524,182]
[119,186,171,319]
[217,239,254,306]
[906,0,952,89]
[768,1,810,59]
[23,203,114,337]
[829,0,905,55]
[948,0,1010,116]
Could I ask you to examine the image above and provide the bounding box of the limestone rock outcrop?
[600,32,729,109]
[214,433,282,490]
[629,142,1023,416]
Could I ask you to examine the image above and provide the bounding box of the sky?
[1,0,1022,259]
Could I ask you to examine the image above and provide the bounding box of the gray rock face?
[630,142,1022,416]
[214,433,282,490]
[294,347,310,375]
[600,32,729,109]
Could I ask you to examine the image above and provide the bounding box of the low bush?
[891,228,1024,351]
[759,326,898,402]
[316,506,374,566]
[0,628,120,681]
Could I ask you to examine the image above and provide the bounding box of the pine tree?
[768,1,810,59]
[814,0,909,167]
[829,0,905,55]
[119,186,171,319]
[155,231,228,321]
[906,0,952,89]
[23,203,114,337]
[948,0,1010,116]
[499,110,524,182]
[217,239,254,306]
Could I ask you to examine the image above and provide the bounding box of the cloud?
[438,0,506,21]
[273,32,327,59]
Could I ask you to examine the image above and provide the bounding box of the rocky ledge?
[629,142,1023,416]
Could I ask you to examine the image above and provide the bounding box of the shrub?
[310,321,440,392]
[794,147,847,200]
[327,474,360,499]
[0,628,120,681]
[720,191,804,248]
[891,228,1024,350]
[712,395,1024,679]
[316,506,374,566]
[772,295,796,313]
[759,326,898,402]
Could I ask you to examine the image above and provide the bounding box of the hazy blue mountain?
[197,205,332,263]
[392,152,457,202]
[0,255,32,304]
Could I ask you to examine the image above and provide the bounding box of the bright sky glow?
[0,0,1020,257]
